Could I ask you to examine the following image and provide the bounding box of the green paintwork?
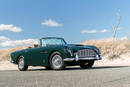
[10,37,101,66]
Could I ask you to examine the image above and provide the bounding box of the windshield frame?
[40,37,67,47]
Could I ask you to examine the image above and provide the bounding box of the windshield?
[41,38,66,47]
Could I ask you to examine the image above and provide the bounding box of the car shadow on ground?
[27,65,130,71]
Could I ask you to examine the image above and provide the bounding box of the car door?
[27,47,48,66]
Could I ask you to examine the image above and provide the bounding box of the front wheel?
[49,52,65,70]
[18,56,28,71]
[80,60,94,69]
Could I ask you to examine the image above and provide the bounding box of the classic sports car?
[10,37,102,71]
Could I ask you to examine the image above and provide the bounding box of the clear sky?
[0,0,130,49]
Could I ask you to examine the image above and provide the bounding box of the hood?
[66,44,100,54]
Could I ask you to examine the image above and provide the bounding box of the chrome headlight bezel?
[67,48,73,56]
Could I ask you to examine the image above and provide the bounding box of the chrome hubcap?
[18,57,24,69]
[52,55,63,69]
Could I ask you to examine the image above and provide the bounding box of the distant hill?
[0,46,28,61]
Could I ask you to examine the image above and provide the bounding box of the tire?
[18,56,28,71]
[49,52,65,70]
[80,60,94,69]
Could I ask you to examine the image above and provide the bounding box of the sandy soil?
[0,53,130,71]
[0,61,17,71]
[95,53,130,66]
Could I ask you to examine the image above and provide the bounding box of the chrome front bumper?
[64,55,102,62]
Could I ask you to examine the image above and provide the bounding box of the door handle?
[40,50,47,54]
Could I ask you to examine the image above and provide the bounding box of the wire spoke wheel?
[18,58,24,69]
[52,55,63,69]
[18,56,28,71]
[49,52,65,70]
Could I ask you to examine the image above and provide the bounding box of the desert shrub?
[82,38,130,60]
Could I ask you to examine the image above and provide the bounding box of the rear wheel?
[18,56,28,71]
[80,60,94,69]
[49,52,65,70]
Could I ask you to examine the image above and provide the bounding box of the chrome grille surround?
[76,49,97,58]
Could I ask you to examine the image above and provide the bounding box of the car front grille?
[76,49,97,58]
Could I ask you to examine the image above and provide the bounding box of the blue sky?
[0,0,130,49]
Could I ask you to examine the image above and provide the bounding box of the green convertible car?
[10,37,102,71]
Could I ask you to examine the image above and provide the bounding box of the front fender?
[10,49,28,64]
